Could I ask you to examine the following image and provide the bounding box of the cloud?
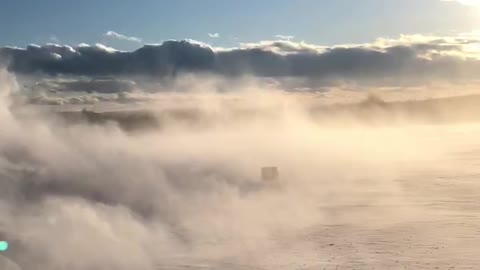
[442,0,480,6]
[104,31,142,43]
[275,35,295,41]
[208,33,220,38]
[49,35,59,43]
[2,35,480,87]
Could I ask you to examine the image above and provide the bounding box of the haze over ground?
[2,1,480,269]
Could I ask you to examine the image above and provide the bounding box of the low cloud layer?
[2,35,480,86]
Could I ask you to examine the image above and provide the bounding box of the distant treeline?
[55,94,480,131]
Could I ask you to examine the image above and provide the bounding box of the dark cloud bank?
[2,37,480,85]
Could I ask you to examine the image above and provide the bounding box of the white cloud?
[49,35,59,43]
[104,31,142,43]
[275,35,295,41]
[208,33,220,38]
[94,43,119,53]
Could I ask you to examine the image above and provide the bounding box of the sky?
[0,0,480,50]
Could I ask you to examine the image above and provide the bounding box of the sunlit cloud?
[275,35,295,41]
[104,31,142,43]
[443,0,480,7]
[208,33,220,38]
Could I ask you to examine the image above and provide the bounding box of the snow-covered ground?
[2,71,480,269]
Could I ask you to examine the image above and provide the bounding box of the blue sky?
[0,0,479,50]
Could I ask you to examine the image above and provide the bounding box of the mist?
[1,69,480,269]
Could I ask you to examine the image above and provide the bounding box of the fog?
[1,69,480,269]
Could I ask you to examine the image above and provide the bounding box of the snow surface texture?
[1,70,480,269]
